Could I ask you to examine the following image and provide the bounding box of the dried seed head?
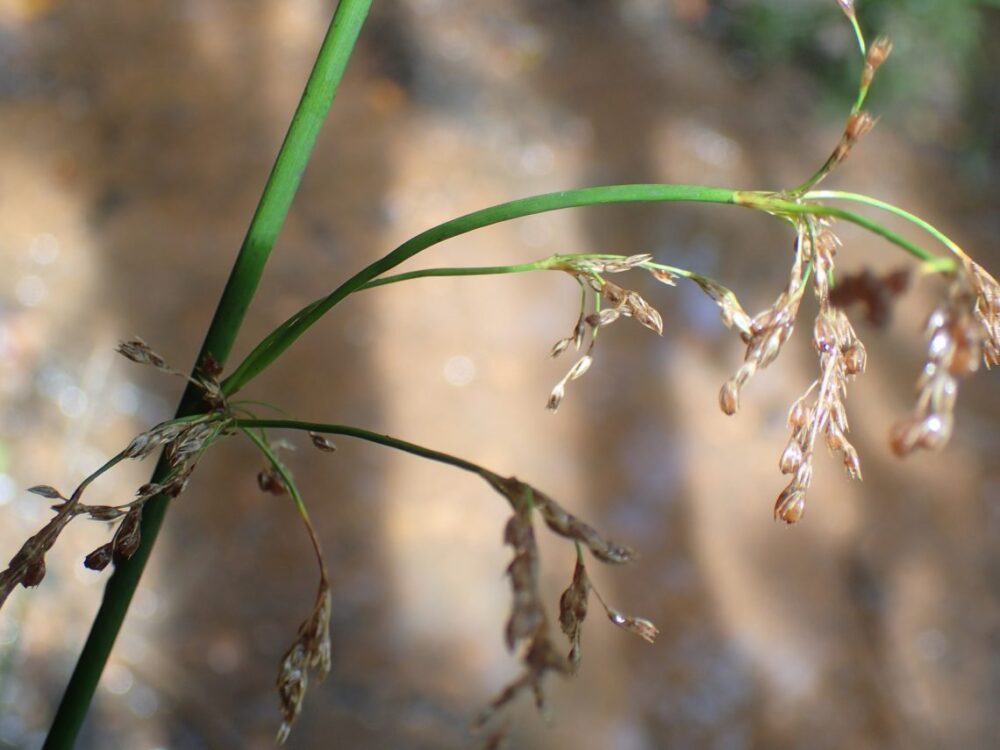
[28,485,64,500]
[866,36,893,72]
[842,444,863,480]
[258,468,288,495]
[84,543,114,572]
[276,581,332,744]
[21,559,45,587]
[845,111,876,142]
[606,609,659,644]
[788,398,809,430]
[550,336,573,358]
[649,267,678,286]
[774,485,806,524]
[86,505,126,521]
[113,509,143,559]
[843,343,867,376]
[779,440,804,475]
[533,490,634,564]
[546,382,565,412]
[116,337,169,370]
[558,558,590,670]
[308,432,337,453]
[719,379,740,416]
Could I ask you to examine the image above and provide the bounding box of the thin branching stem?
[234,418,494,479]
[805,190,969,261]
[221,184,739,395]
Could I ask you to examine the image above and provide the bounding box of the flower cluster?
[475,474,655,741]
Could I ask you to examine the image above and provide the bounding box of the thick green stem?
[222,184,739,395]
[43,2,372,747]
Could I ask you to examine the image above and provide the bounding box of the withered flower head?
[276,581,332,744]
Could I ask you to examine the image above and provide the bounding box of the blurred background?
[0,0,998,748]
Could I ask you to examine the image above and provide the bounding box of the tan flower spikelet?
[276,581,332,744]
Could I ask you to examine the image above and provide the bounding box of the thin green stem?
[234,418,492,479]
[735,192,955,270]
[805,190,967,261]
[44,2,373,747]
[359,260,551,290]
[222,184,739,395]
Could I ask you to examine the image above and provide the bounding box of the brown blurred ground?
[0,1,998,749]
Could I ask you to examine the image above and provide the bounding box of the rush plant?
[2,0,997,747]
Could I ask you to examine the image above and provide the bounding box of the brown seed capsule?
[113,509,143,559]
[866,36,893,71]
[842,445,862,480]
[774,485,806,524]
[86,505,126,521]
[719,380,740,416]
[27,485,64,499]
[844,344,867,375]
[788,398,809,430]
[84,543,114,572]
[779,440,804,474]
[845,111,876,141]
[22,559,46,587]
[257,469,287,495]
[309,432,337,453]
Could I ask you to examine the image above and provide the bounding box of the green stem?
[43,2,372,747]
[359,259,551,290]
[234,418,492,478]
[222,184,739,395]
[735,192,955,269]
[805,190,967,261]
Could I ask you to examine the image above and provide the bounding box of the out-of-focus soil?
[0,1,997,748]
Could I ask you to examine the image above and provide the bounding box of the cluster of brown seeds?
[475,474,655,741]
[0,342,232,607]
[276,580,332,744]
[547,254,665,411]
[891,259,1000,456]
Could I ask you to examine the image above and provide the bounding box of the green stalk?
[222,184,739,395]
[234,418,492,478]
[734,192,955,269]
[43,2,372,747]
[359,259,552,290]
[805,190,968,261]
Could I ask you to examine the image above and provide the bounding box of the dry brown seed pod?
[308,432,337,453]
[649,267,678,286]
[86,505,126,521]
[546,382,565,412]
[113,509,143,559]
[845,111,876,141]
[774,485,806,524]
[258,468,288,495]
[719,379,740,416]
[21,559,46,588]
[779,440,804,475]
[84,543,114,572]
[550,337,573,358]
[866,36,893,71]
[28,485,64,499]
[606,609,659,644]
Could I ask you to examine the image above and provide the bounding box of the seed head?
[84,543,114,572]
[774,485,806,525]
